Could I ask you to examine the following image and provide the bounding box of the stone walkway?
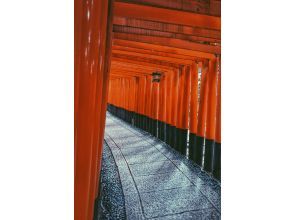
[103,112,221,220]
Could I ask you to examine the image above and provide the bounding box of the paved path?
[104,113,221,220]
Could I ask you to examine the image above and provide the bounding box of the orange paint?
[206,58,218,140]
[114,32,221,55]
[189,62,199,134]
[197,61,209,138]
[176,66,185,129]
[171,69,179,127]
[114,1,221,30]
[215,56,221,143]
[158,74,167,123]
[165,73,173,126]
[74,0,114,220]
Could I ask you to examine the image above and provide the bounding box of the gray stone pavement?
[104,112,221,220]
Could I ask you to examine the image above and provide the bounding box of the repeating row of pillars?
[108,56,221,181]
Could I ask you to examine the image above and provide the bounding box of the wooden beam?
[116,0,211,15]
[114,1,221,30]
[112,49,193,65]
[110,69,150,75]
[114,32,221,55]
[111,59,173,72]
[110,72,148,77]
[113,25,221,44]
[113,17,221,39]
[110,68,152,76]
[113,39,216,59]
[112,53,181,68]
[112,45,203,61]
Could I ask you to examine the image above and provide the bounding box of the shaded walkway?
[103,112,221,219]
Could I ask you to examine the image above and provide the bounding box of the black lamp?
[152,71,161,83]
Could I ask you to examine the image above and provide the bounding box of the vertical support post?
[141,76,147,130]
[142,77,146,130]
[213,56,221,180]
[158,75,166,141]
[74,0,114,220]
[150,82,155,135]
[188,62,199,161]
[154,82,160,137]
[134,77,139,126]
[176,65,191,155]
[195,61,209,167]
[165,73,173,146]
[158,76,163,140]
[170,69,179,149]
[175,66,184,152]
[203,58,218,173]
[146,76,153,133]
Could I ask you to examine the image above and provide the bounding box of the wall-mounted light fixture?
[152,71,161,83]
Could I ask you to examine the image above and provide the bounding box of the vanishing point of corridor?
[98,113,221,219]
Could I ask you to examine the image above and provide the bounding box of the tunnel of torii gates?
[75,0,221,219]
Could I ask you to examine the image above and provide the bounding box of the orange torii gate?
[108,58,221,179]
[75,0,221,219]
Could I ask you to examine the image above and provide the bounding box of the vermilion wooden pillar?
[132,77,139,126]
[140,77,145,129]
[213,56,221,180]
[155,81,160,137]
[170,69,180,149]
[158,74,167,141]
[150,80,159,137]
[194,61,209,167]
[165,73,173,146]
[146,76,153,133]
[127,78,133,123]
[176,65,191,155]
[135,77,142,127]
[140,76,147,129]
[127,78,134,123]
[74,0,113,220]
[203,58,218,173]
[188,62,200,160]
[175,66,184,152]
[150,80,155,134]
[158,77,163,139]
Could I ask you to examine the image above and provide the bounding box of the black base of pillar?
[128,111,132,123]
[203,139,215,173]
[141,115,146,131]
[170,126,177,149]
[151,119,158,137]
[147,117,152,133]
[158,121,162,139]
[188,134,204,167]
[135,113,139,127]
[158,121,165,141]
[124,110,128,122]
[138,114,142,129]
[130,111,134,125]
[125,110,130,123]
[175,128,188,155]
[155,119,157,137]
[143,116,149,132]
[127,110,129,122]
[137,114,141,129]
[149,118,152,135]
[166,124,171,145]
[212,142,221,181]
